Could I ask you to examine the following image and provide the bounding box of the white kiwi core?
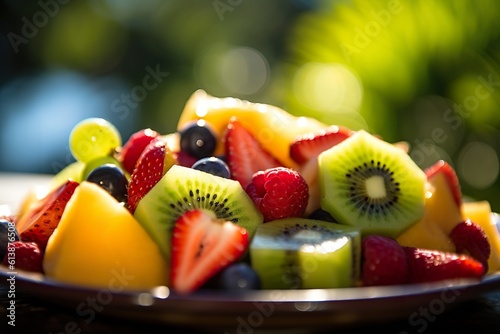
[365,176,387,198]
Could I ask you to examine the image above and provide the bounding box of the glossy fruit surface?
[397,160,463,252]
[86,164,128,203]
[246,167,309,222]
[177,89,327,167]
[2,241,43,273]
[224,119,282,189]
[461,201,500,273]
[127,137,177,213]
[192,157,231,179]
[179,120,217,159]
[120,128,159,174]
[170,209,249,294]
[216,262,261,291]
[69,117,122,163]
[361,235,409,286]
[43,181,169,290]
[16,180,79,251]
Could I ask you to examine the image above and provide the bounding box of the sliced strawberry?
[224,119,283,189]
[16,180,79,252]
[404,247,486,283]
[119,128,159,175]
[449,219,491,271]
[170,209,249,294]
[289,125,352,165]
[361,235,409,286]
[2,241,44,273]
[127,137,177,213]
[425,160,462,207]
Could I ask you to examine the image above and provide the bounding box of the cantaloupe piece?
[43,181,168,290]
[177,89,327,168]
[462,201,500,273]
[397,172,462,252]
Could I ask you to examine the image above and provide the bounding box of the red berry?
[361,235,409,286]
[3,241,44,273]
[127,138,176,213]
[17,180,79,252]
[424,160,462,208]
[174,150,198,168]
[119,128,159,175]
[289,125,353,165]
[170,209,249,294]
[246,167,309,222]
[449,219,491,270]
[404,247,486,284]
[224,119,283,189]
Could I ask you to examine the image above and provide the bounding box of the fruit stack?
[2,89,500,294]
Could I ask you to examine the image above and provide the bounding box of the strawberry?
[361,235,409,286]
[224,118,283,189]
[174,150,198,168]
[246,167,309,222]
[2,241,43,273]
[16,180,79,252]
[404,247,486,283]
[119,128,159,175]
[289,125,352,165]
[170,209,249,294]
[449,219,491,270]
[127,137,177,213]
[425,160,462,207]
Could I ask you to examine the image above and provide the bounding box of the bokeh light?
[458,142,499,190]
[279,0,500,211]
[0,70,137,173]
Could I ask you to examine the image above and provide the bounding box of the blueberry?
[86,164,128,203]
[217,262,261,291]
[0,219,20,260]
[308,208,338,223]
[179,121,217,159]
[192,157,231,179]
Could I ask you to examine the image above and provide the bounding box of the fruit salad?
[2,89,500,295]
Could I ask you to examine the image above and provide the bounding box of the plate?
[2,173,500,331]
[2,266,500,331]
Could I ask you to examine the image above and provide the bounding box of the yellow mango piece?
[462,201,500,273]
[43,181,168,290]
[177,89,328,168]
[397,173,462,252]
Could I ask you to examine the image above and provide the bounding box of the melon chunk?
[177,89,327,168]
[462,201,500,273]
[397,171,461,252]
[43,181,168,290]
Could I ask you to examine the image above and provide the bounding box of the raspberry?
[2,241,44,273]
[361,235,409,286]
[449,219,491,270]
[246,167,309,222]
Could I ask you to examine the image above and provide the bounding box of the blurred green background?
[0,0,499,212]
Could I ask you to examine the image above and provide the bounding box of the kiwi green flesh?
[318,130,426,238]
[249,218,361,289]
[134,165,263,264]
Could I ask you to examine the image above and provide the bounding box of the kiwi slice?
[134,165,263,263]
[318,130,426,237]
[249,218,361,289]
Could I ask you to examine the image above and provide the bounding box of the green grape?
[69,118,122,163]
